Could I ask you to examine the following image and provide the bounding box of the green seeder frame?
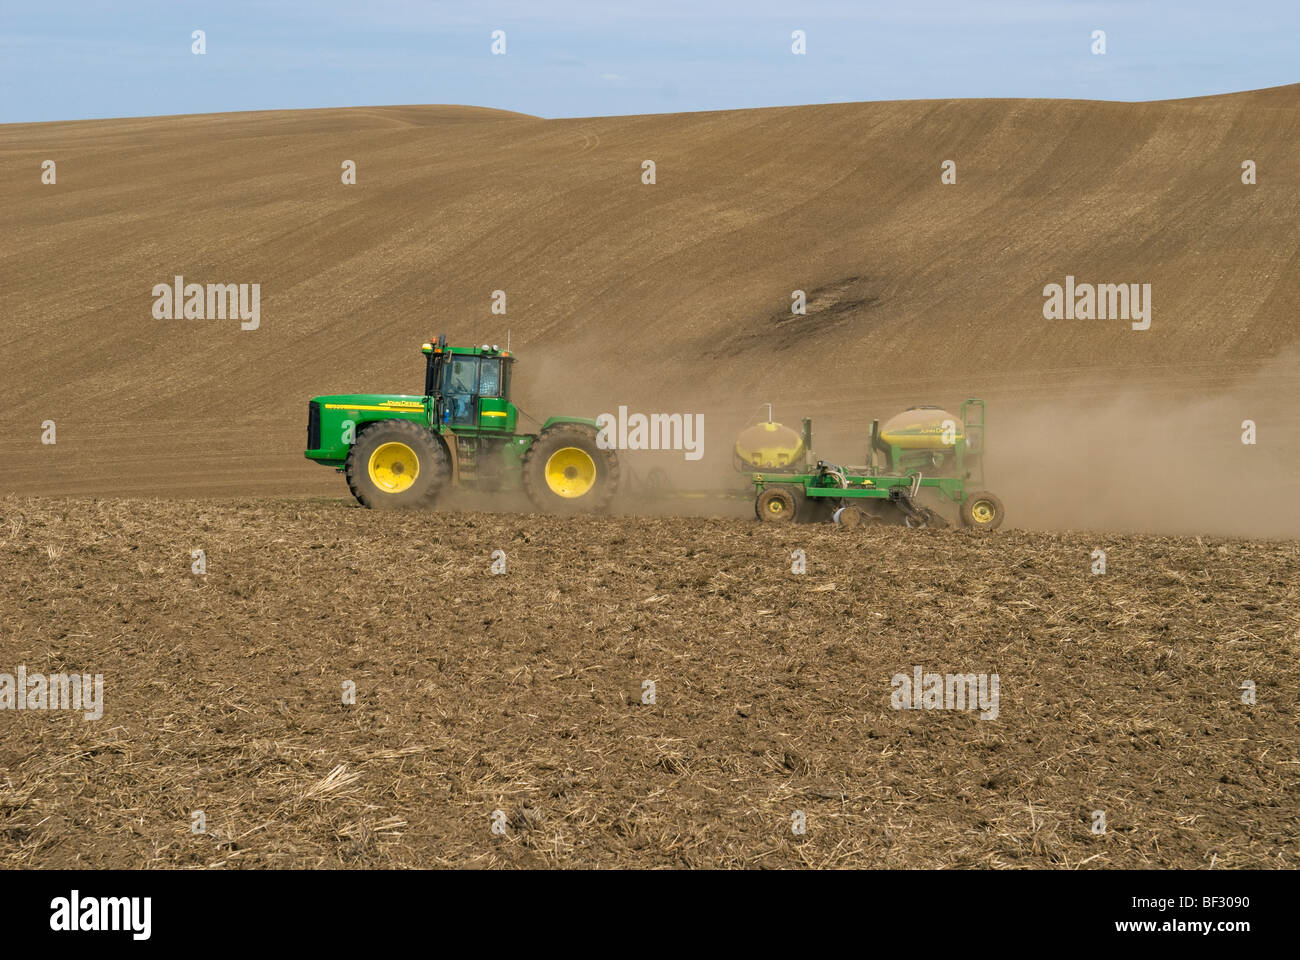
[752,399,986,507]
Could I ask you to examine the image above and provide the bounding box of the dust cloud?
[992,351,1300,537]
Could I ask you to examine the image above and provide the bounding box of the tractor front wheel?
[959,491,1005,532]
[522,425,620,513]
[345,420,448,509]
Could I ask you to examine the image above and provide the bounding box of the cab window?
[479,358,501,397]
[442,358,478,396]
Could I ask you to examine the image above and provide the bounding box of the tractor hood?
[306,395,430,464]
[310,394,427,415]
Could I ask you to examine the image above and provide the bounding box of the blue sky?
[2,1,1296,123]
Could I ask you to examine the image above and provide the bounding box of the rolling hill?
[2,88,1298,533]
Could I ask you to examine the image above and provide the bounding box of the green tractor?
[304,335,619,510]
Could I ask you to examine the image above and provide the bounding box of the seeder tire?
[755,486,798,523]
[959,491,1006,532]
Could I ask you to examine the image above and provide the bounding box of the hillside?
[2,89,1298,533]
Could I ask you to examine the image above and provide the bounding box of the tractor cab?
[422,335,517,433]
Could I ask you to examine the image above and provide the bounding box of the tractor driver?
[444,358,477,424]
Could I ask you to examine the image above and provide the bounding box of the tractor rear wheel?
[959,491,1005,532]
[522,425,620,513]
[345,419,448,509]
[756,485,798,523]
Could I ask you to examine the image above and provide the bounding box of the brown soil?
[1,497,1295,868]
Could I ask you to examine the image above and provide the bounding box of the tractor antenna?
[507,329,510,352]
[765,403,773,423]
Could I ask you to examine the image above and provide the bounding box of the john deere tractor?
[305,335,619,510]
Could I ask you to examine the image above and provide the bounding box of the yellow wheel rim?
[368,441,420,494]
[544,447,597,498]
[970,499,996,524]
[767,499,786,515]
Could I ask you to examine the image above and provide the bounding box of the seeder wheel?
[755,486,798,523]
[959,491,1005,532]
[833,505,864,528]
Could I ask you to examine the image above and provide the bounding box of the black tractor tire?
[522,425,620,513]
[345,419,449,509]
[755,485,799,523]
[959,490,1006,532]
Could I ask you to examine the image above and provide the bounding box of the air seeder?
[746,401,1006,531]
[305,335,619,510]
